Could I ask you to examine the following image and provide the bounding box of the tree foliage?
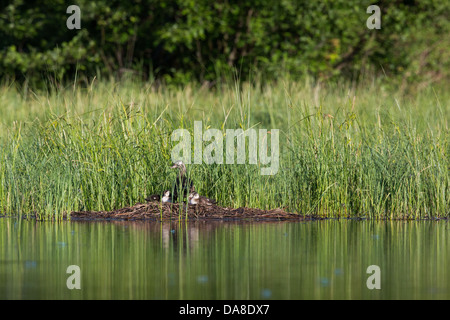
[0,0,448,86]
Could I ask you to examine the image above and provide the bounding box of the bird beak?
[170,164,177,169]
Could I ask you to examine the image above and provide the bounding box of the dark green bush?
[1,0,448,86]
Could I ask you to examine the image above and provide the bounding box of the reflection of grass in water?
[0,78,448,219]
[1,219,449,299]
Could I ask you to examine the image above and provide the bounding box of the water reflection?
[0,218,448,299]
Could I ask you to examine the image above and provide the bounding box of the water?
[0,218,448,299]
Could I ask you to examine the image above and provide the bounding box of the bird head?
[170,160,185,169]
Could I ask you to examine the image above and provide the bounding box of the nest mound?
[70,200,313,221]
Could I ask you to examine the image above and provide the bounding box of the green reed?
[0,77,448,219]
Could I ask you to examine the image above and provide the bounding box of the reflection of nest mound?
[70,201,313,221]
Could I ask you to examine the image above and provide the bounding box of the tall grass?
[0,77,448,219]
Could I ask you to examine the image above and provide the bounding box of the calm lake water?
[0,217,448,299]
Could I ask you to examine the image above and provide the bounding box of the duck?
[161,190,172,203]
[146,190,171,203]
[170,160,194,202]
[145,194,160,202]
[188,191,217,206]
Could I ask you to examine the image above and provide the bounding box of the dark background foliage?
[0,0,448,86]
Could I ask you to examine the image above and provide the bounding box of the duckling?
[170,160,194,202]
[188,192,196,205]
[161,190,172,203]
[188,191,216,206]
[145,194,160,202]
[146,190,171,203]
